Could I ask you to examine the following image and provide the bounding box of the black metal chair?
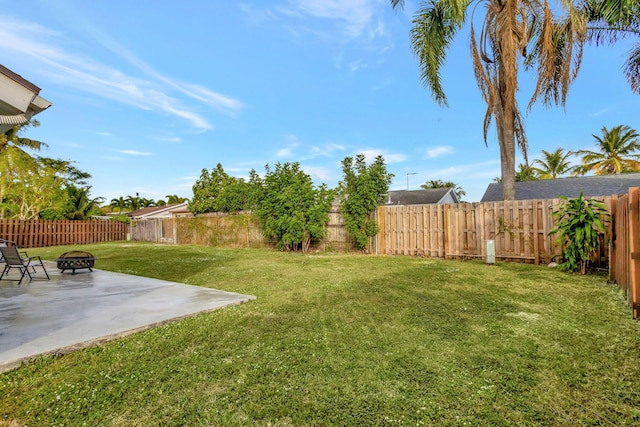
[0,245,50,284]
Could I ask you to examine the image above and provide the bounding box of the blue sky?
[1,0,638,203]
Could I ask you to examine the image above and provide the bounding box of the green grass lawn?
[2,242,640,426]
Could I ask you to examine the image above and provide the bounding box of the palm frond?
[410,0,469,106]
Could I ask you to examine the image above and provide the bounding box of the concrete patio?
[0,262,255,372]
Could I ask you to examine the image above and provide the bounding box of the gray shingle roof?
[386,189,457,205]
[480,173,640,202]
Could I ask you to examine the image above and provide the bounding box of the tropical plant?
[125,195,142,211]
[0,120,47,153]
[532,148,575,179]
[515,163,539,182]
[139,198,156,208]
[573,124,640,175]
[166,194,188,204]
[586,0,640,93]
[420,179,466,200]
[340,154,394,251]
[549,192,609,274]
[254,162,333,253]
[390,0,587,200]
[61,185,105,220]
[109,197,128,213]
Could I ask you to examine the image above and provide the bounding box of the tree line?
[188,155,393,253]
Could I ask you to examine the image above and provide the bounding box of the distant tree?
[515,163,539,182]
[166,194,188,204]
[340,154,394,251]
[420,179,466,200]
[156,199,167,206]
[574,125,640,175]
[586,0,640,93]
[190,163,231,214]
[139,198,156,208]
[494,163,539,183]
[61,185,105,220]
[254,162,333,253]
[126,195,142,211]
[532,148,575,179]
[110,197,127,213]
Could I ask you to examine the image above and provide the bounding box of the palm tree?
[574,124,640,175]
[420,179,466,200]
[516,163,539,181]
[390,0,586,200]
[0,120,47,153]
[166,194,188,204]
[586,0,640,93]
[532,148,575,179]
[126,195,142,211]
[64,185,105,220]
[110,197,127,213]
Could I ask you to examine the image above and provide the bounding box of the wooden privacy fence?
[132,208,351,250]
[376,197,614,266]
[0,219,128,248]
[609,187,640,318]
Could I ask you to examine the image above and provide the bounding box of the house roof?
[481,173,640,202]
[0,64,52,133]
[386,189,459,205]
[128,202,189,219]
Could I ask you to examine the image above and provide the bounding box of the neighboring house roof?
[481,173,640,202]
[0,64,52,133]
[385,189,460,205]
[128,202,189,219]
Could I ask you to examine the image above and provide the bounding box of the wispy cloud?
[428,160,500,178]
[279,0,380,39]
[277,134,301,158]
[425,145,455,159]
[307,142,346,158]
[301,165,334,181]
[359,148,407,164]
[0,16,244,130]
[265,0,388,42]
[115,149,153,156]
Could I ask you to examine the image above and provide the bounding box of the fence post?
[628,187,640,318]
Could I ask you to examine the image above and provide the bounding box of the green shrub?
[550,192,609,274]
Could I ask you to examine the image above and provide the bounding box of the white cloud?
[0,16,243,130]
[116,149,153,156]
[425,145,455,159]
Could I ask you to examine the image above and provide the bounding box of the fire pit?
[56,251,95,274]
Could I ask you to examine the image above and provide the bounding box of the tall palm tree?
[390,0,586,200]
[574,124,640,175]
[532,148,575,178]
[586,0,640,93]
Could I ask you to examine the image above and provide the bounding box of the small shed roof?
[481,174,640,202]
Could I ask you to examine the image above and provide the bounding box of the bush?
[550,192,610,274]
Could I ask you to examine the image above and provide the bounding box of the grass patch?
[2,242,640,426]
